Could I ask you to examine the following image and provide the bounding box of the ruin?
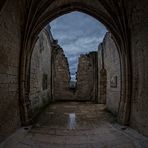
[76,52,98,102]
[98,32,121,115]
[0,0,148,147]
[51,44,74,101]
[30,25,52,115]
[51,48,98,102]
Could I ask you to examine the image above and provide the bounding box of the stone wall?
[0,0,22,142]
[129,0,148,136]
[98,33,121,115]
[103,33,121,114]
[52,48,98,102]
[30,27,52,116]
[98,44,107,104]
[52,45,74,101]
[76,52,98,102]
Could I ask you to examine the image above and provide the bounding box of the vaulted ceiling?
[21,0,131,54]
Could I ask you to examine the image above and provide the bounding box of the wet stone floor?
[1,102,148,148]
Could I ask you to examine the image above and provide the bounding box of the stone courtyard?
[1,102,148,148]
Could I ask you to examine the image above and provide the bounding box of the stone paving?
[1,102,148,148]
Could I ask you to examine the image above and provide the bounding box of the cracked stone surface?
[1,102,148,148]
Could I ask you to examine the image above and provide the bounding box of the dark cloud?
[50,11,107,80]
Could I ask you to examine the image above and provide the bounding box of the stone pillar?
[98,43,107,104]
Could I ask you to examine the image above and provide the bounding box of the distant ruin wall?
[52,48,98,102]
[52,45,74,101]
[76,52,98,102]
[30,28,52,115]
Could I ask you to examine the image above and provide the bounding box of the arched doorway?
[19,0,131,126]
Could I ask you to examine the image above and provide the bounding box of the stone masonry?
[51,33,120,107]
[51,49,98,102]
[98,32,121,115]
[0,1,22,142]
[52,44,74,101]
[30,26,53,116]
[76,52,98,102]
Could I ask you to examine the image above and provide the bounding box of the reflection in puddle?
[68,113,76,129]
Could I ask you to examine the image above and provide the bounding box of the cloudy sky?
[50,11,107,80]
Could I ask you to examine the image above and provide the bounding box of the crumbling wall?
[76,52,98,101]
[52,47,98,102]
[52,46,74,101]
[30,28,52,115]
[103,33,121,114]
[98,33,121,115]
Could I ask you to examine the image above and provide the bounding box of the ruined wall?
[30,28,52,115]
[130,0,148,136]
[52,48,98,102]
[98,44,107,104]
[103,33,121,114]
[52,46,73,101]
[98,33,121,115]
[76,52,98,102]
[0,1,22,142]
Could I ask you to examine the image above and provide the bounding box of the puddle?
[68,113,76,129]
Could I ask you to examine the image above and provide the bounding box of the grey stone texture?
[129,0,148,137]
[0,0,22,142]
[76,52,98,102]
[51,32,120,109]
[29,28,52,115]
[52,50,98,102]
[98,33,121,115]
[52,45,73,101]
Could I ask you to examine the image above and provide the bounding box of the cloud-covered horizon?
[50,11,107,80]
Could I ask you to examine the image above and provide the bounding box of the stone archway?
[19,0,132,126]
